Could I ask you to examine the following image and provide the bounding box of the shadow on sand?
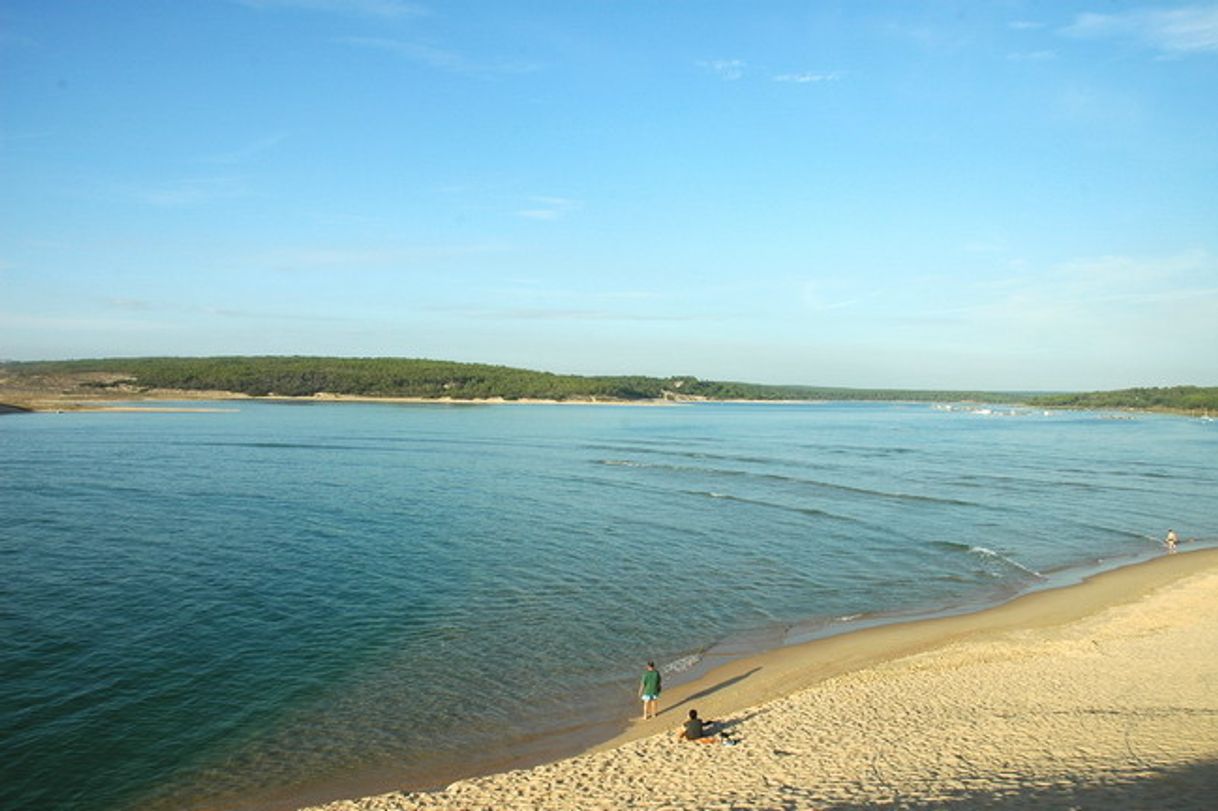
[665,667,762,716]
[764,758,1218,810]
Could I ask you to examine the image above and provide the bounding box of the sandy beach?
[304,548,1218,810]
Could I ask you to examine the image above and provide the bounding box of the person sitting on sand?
[676,708,719,743]
[1165,529,1179,553]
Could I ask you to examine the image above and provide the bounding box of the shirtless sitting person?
[676,708,719,743]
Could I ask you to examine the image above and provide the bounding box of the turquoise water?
[2,401,1215,810]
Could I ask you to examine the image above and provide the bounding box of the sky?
[2,1,1216,390]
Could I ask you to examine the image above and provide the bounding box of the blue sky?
[2,1,1216,389]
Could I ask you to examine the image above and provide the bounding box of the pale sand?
[306,549,1218,810]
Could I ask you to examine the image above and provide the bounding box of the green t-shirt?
[641,669,661,695]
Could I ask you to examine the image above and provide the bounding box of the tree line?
[3,356,1018,402]
[4,357,1213,411]
[1028,386,1218,413]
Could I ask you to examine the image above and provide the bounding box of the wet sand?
[304,548,1218,810]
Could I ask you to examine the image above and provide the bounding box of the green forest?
[3,357,1215,411]
[1028,386,1218,413]
[3,356,1014,403]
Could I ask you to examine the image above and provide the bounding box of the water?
[2,401,1215,810]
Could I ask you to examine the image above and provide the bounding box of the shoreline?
[232,547,1218,811]
[0,389,692,412]
[5,390,1213,417]
[587,545,1218,753]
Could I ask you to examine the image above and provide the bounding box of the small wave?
[836,613,863,622]
[188,440,390,452]
[929,539,973,552]
[662,654,701,675]
[969,546,1044,578]
[681,490,859,523]
[597,457,981,508]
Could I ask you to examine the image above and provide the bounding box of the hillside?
[1,356,1018,408]
[3,357,1213,413]
[1028,386,1218,413]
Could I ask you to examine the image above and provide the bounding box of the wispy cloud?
[698,59,746,80]
[1007,50,1056,62]
[0,311,169,332]
[0,130,55,146]
[801,279,884,312]
[517,196,580,221]
[106,298,156,311]
[264,243,503,271]
[0,30,39,48]
[340,36,539,75]
[129,177,247,207]
[427,283,693,323]
[1061,4,1218,55]
[200,133,289,165]
[1009,20,1045,31]
[434,305,702,323]
[931,250,1218,330]
[961,237,1010,254]
[236,0,425,18]
[772,71,841,84]
[204,306,357,322]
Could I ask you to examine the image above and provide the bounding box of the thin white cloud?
[698,59,746,80]
[200,133,289,165]
[0,311,170,332]
[1007,50,1056,62]
[0,30,39,48]
[772,71,840,83]
[264,243,503,271]
[205,306,357,322]
[961,238,1010,254]
[1061,4,1218,54]
[129,177,247,207]
[800,279,884,312]
[934,250,1218,328]
[106,298,155,311]
[237,0,425,18]
[517,196,580,221]
[0,130,55,145]
[340,36,539,75]
[437,306,703,323]
[1009,20,1045,31]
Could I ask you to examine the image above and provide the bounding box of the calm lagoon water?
[2,401,1216,810]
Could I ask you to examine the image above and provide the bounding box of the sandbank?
[0,388,688,412]
[303,548,1218,810]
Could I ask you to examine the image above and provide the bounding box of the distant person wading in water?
[1165,529,1179,553]
[639,661,661,720]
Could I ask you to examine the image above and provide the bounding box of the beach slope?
[309,549,1218,810]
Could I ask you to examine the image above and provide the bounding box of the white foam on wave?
[836,613,863,622]
[662,654,702,675]
[969,545,1044,578]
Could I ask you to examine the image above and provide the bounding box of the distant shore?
[0,389,690,412]
[4,358,1215,415]
[293,547,1218,811]
[0,387,841,413]
[0,385,1174,416]
[3,383,1212,418]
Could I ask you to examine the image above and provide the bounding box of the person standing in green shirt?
[639,660,661,720]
